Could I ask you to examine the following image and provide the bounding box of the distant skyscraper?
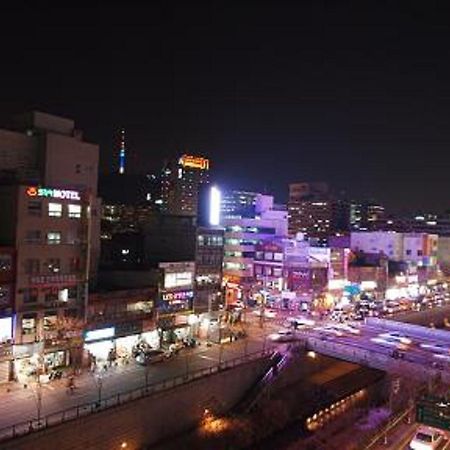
[118,128,126,175]
[159,154,210,216]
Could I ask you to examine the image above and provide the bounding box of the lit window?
[22,315,37,335]
[48,203,62,218]
[68,204,81,219]
[47,232,61,245]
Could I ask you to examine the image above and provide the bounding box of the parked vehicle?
[135,349,169,365]
[409,426,445,450]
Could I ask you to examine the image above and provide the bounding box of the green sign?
[416,397,450,432]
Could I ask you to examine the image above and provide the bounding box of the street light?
[94,373,103,406]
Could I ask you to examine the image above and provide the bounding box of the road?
[373,422,450,450]
[0,308,447,435]
[0,330,271,433]
[259,308,450,373]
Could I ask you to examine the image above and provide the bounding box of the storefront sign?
[84,327,115,342]
[26,186,81,201]
[161,290,194,302]
[30,274,78,286]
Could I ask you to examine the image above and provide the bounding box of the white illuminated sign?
[27,186,81,201]
[0,317,12,343]
[85,327,115,342]
[209,185,221,226]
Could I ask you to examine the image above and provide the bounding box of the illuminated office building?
[159,154,210,216]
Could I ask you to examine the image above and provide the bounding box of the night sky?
[2,2,450,213]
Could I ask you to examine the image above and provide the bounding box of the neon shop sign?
[26,186,81,201]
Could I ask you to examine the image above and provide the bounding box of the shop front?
[13,341,44,383]
[84,327,115,364]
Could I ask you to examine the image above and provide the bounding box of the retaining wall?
[3,356,271,450]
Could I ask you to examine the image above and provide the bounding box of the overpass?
[304,317,450,384]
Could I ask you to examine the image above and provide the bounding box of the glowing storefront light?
[84,327,115,342]
[0,317,12,343]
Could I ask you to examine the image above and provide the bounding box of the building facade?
[222,195,288,304]
[0,111,101,381]
[194,227,224,314]
[160,154,210,216]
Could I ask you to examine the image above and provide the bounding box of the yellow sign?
[179,154,209,170]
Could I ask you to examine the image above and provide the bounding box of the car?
[370,337,408,350]
[285,316,315,329]
[316,325,345,337]
[420,342,449,354]
[378,332,412,345]
[433,353,450,362]
[135,349,168,365]
[333,323,361,335]
[268,329,298,342]
[409,426,445,450]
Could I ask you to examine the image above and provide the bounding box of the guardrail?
[306,336,450,384]
[0,349,273,444]
[365,317,450,344]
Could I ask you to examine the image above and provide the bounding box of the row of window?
[225,238,259,246]
[23,257,81,275]
[226,226,276,234]
[224,251,255,258]
[254,265,283,277]
[197,235,224,247]
[22,286,78,304]
[197,254,223,266]
[26,230,80,245]
[22,309,78,335]
[29,201,82,219]
[255,251,283,261]
[405,249,423,257]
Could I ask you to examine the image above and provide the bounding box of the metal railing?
[0,349,272,443]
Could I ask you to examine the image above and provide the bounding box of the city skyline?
[2,3,450,214]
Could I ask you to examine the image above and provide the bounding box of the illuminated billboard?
[26,186,81,201]
[84,327,115,342]
[209,186,221,226]
[179,154,209,170]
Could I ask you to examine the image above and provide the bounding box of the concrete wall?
[3,357,271,450]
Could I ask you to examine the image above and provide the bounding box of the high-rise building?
[0,111,101,381]
[159,154,210,216]
[288,182,332,243]
[349,201,385,231]
[221,190,258,219]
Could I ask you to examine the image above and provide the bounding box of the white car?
[370,337,408,350]
[378,332,412,345]
[433,353,450,362]
[317,325,345,337]
[409,426,444,450]
[268,330,297,342]
[333,323,361,335]
[420,342,449,354]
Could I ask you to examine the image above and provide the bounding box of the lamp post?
[95,373,103,406]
